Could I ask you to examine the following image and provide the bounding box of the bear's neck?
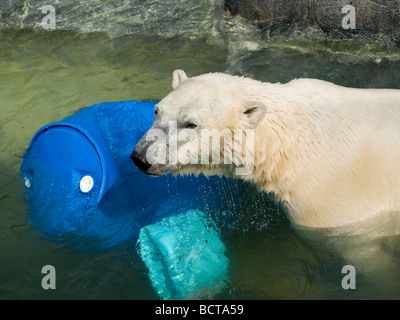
[239,81,314,205]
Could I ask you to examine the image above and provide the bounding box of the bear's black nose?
[130,150,151,172]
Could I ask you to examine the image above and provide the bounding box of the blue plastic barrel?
[20,100,158,242]
[22,107,118,206]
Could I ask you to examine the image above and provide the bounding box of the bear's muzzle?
[130,149,152,173]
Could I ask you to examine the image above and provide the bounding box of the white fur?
[158,71,400,228]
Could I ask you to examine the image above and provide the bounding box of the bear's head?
[131,70,267,178]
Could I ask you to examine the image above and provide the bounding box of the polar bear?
[131,70,400,229]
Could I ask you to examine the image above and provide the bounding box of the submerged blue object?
[20,100,239,247]
[138,210,229,300]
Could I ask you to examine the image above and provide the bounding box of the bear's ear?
[172,69,188,89]
[243,101,267,128]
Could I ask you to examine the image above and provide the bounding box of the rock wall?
[0,0,220,37]
[1,0,399,42]
[224,0,400,42]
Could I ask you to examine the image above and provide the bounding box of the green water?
[1,12,400,300]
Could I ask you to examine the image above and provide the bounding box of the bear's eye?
[185,123,197,129]
[154,109,158,115]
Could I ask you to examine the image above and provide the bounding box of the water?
[1,1,400,299]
